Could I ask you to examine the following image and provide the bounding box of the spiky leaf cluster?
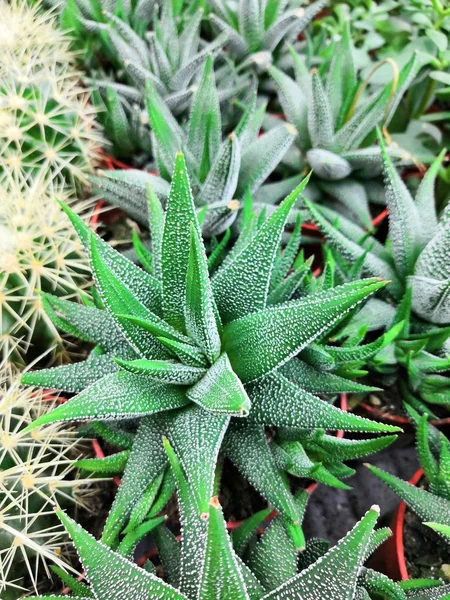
[0,0,103,188]
[91,57,298,235]
[26,444,448,600]
[270,28,421,227]
[0,358,97,600]
[368,408,450,564]
[0,179,93,364]
[73,1,247,162]
[306,134,450,411]
[22,152,399,551]
[207,0,327,72]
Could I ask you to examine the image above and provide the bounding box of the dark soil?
[404,505,450,581]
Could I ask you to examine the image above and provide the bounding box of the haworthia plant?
[207,0,327,73]
[270,29,421,227]
[68,1,248,161]
[368,409,450,534]
[23,153,400,550]
[90,58,298,236]
[305,134,450,411]
[27,444,448,600]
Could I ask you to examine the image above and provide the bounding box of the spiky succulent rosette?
[0,179,93,364]
[368,408,450,581]
[90,57,298,237]
[207,0,327,74]
[68,0,248,161]
[22,153,400,551]
[0,358,96,600]
[26,444,447,600]
[305,133,450,413]
[269,28,421,227]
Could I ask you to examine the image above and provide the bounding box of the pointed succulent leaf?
[367,465,450,527]
[261,506,380,600]
[185,224,221,362]
[115,358,206,384]
[161,153,201,332]
[166,405,230,514]
[236,124,296,198]
[148,185,165,280]
[379,131,422,279]
[61,202,162,311]
[187,353,251,416]
[188,56,221,181]
[198,497,250,600]
[415,149,446,245]
[213,176,309,322]
[247,370,399,434]
[224,422,304,546]
[23,372,188,431]
[76,450,130,475]
[21,353,120,394]
[223,279,388,383]
[308,69,335,149]
[197,133,240,208]
[56,511,188,599]
[103,417,167,546]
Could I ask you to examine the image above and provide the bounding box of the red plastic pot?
[383,468,424,581]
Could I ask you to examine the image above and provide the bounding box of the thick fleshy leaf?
[185,224,221,362]
[262,506,380,599]
[367,465,450,527]
[188,56,221,181]
[89,232,168,359]
[21,353,120,393]
[250,491,309,591]
[60,202,161,312]
[247,371,399,434]
[166,405,230,514]
[222,279,387,383]
[23,372,188,431]
[187,353,251,416]
[224,421,305,546]
[213,176,310,322]
[56,511,188,599]
[161,153,201,332]
[379,132,422,279]
[198,497,250,600]
[114,358,206,384]
[103,417,167,546]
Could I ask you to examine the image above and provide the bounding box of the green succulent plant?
[368,408,450,583]
[68,1,248,162]
[269,30,421,227]
[25,440,448,600]
[305,132,450,413]
[90,57,298,236]
[22,152,400,551]
[206,0,327,73]
[0,358,97,600]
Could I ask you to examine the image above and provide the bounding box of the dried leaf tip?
[228,200,240,211]
[209,496,221,509]
[295,7,305,16]
[285,123,298,136]
[370,504,381,514]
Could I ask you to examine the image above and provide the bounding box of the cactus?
[0,0,103,188]
[0,179,93,365]
[0,357,96,599]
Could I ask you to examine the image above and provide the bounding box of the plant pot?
[382,468,424,581]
